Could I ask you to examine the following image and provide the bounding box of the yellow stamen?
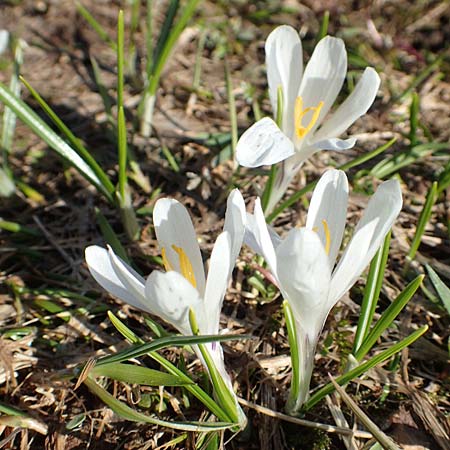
[172,245,197,288]
[161,247,173,272]
[322,219,331,255]
[294,96,324,139]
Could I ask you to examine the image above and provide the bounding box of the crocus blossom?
[85,190,247,427]
[236,25,381,213]
[244,169,402,413]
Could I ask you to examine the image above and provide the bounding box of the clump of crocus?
[244,169,402,414]
[236,25,381,214]
[85,190,247,427]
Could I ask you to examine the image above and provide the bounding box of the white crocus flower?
[85,189,247,427]
[236,25,381,214]
[245,169,402,413]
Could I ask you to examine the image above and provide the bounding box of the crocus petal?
[297,36,347,140]
[202,189,246,332]
[265,25,303,138]
[250,198,279,278]
[244,212,282,254]
[275,228,331,337]
[145,270,203,335]
[107,246,147,305]
[203,232,232,335]
[85,245,147,311]
[330,179,402,305]
[153,198,206,296]
[312,67,381,142]
[236,117,296,168]
[312,137,356,151]
[306,169,349,268]
[223,189,246,265]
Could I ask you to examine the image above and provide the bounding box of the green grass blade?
[152,0,179,76]
[146,0,200,98]
[20,77,114,197]
[304,325,428,411]
[437,160,450,194]
[84,376,234,431]
[266,138,397,223]
[392,54,443,104]
[90,362,192,386]
[94,208,130,263]
[76,2,116,51]
[107,311,235,423]
[283,300,300,408]
[330,377,401,450]
[90,55,113,125]
[117,106,127,201]
[117,10,125,111]
[355,275,424,361]
[408,181,438,261]
[409,92,419,147]
[225,57,238,157]
[0,81,114,202]
[317,11,330,41]
[145,0,153,77]
[370,143,448,179]
[426,264,450,315]
[161,144,180,172]
[353,232,391,355]
[341,137,397,172]
[96,333,247,367]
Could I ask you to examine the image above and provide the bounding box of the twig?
[237,398,373,438]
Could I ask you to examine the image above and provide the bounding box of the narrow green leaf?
[225,57,238,156]
[392,54,443,103]
[304,325,428,411]
[152,0,179,75]
[13,78,115,200]
[145,0,154,79]
[76,2,116,50]
[408,181,438,261]
[330,377,401,450]
[161,144,180,172]
[353,232,391,355]
[189,310,240,426]
[409,92,419,147]
[90,55,113,124]
[90,362,191,386]
[426,264,450,315]
[94,208,130,263]
[283,300,300,408]
[106,312,239,423]
[117,106,127,201]
[317,11,330,41]
[370,143,448,179]
[117,10,125,110]
[437,160,450,194]
[0,219,40,236]
[355,275,424,361]
[84,376,234,431]
[145,0,200,98]
[96,333,247,367]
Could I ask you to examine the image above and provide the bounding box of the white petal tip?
[236,118,295,168]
